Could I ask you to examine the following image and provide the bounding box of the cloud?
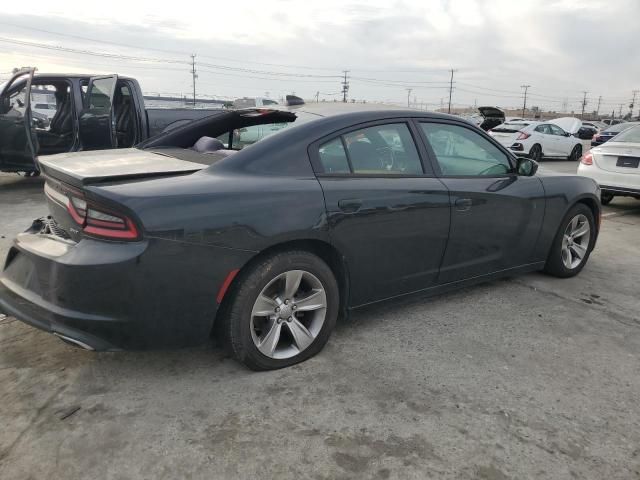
[1,0,638,110]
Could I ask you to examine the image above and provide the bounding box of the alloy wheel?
[561,214,591,269]
[250,270,327,359]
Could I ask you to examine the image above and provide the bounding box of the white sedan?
[489,118,584,162]
[578,125,640,205]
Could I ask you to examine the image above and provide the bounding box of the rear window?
[605,122,638,133]
[492,122,529,132]
[215,111,319,150]
[609,125,640,143]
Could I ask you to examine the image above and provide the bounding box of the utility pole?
[630,90,639,118]
[406,88,412,108]
[190,54,197,107]
[341,70,349,103]
[447,68,456,114]
[520,85,531,118]
[596,95,602,117]
[619,104,624,118]
[580,91,588,119]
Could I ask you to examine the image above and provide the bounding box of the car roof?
[33,73,135,81]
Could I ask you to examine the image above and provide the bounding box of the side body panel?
[436,176,545,282]
[532,175,601,261]
[319,176,450,305]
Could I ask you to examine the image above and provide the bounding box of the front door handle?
[455,198,473,212]
[338,199,363,213]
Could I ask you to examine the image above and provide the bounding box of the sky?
[0,0,639,114]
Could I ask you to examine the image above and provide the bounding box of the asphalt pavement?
[1,163,639,480]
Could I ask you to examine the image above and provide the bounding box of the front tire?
[221,251,339,370]
[543,204,595,278]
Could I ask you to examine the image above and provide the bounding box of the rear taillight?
[593,134,600,141]
[581,152,593,165]
[516,131,531,140]
[45,182,139,241]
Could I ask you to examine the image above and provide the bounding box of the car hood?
[477,106,505,118]
[549,117,582,134]
[38,148,208,187]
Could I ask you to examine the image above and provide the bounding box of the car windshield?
[609,125,640,143]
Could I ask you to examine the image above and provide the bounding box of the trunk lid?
[39,147,210,243]
[477,106,505,118]
[592,142,640,175]
[38,148,208,188]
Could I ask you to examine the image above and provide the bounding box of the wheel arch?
[212,239,350,335]
[575,195,601,233]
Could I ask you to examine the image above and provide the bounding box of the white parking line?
[602,208,640,218]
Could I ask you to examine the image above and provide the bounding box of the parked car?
[591,121,640,146]
[0,68,222,175]
[577,124,598,140]
[602,118,626,126]
[465,106,506,131]
[489,118,584,161]
[232,97,279,108]
[579,124,640,204]
[0,105,600,370]
[582,121,607,132]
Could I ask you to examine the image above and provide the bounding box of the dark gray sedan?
[0,104,601,370]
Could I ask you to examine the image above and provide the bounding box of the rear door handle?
[455,198,473,211]
[338,199,363,213]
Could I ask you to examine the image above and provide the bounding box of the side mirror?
[516,156,538,176]
[564,132,571,137]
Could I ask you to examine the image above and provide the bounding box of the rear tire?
[543,203,596,278]
[220,251,339,371]
[529,144,543,162]
[601,192,614,205]
[569,144,582,161]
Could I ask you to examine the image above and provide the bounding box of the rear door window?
[317,123,423,175]
[535,124,551,135]
[549,124,565,136]
[318,137,350,173]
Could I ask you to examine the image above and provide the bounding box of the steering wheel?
[376,146,396,171]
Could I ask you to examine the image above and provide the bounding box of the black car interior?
[34,82,75,155]
[113,83,137,148]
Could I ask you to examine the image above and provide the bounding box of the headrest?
[192,136,226,153]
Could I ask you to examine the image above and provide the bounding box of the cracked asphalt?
[1,162,639,480]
